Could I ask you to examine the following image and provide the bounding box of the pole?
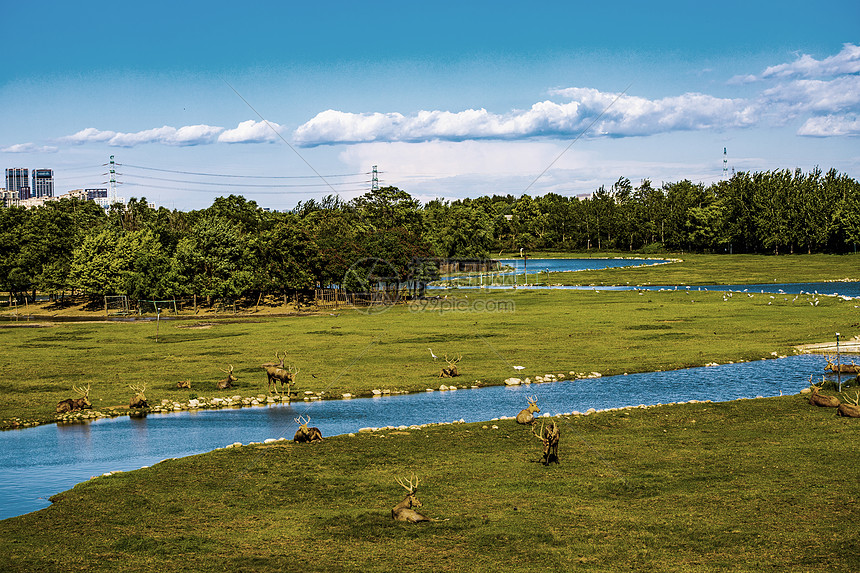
[155,306,161,343]
[836,332,842,392]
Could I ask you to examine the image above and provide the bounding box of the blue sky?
[2,1,858,211]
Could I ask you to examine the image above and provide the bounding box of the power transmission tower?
[371,165,379,191]
[723,147,728,179]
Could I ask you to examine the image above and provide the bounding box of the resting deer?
[217,365,237,390]
[293,415,323,442]
[439,354,462,378]
[176,380,192,389]
[56,384,92,413]
[824,355,860,374]
[128,382,148,409]
[808,376,840,408]
[837,391,860,418]
[516,395,540,425]
[532,419,560,465]
[391,475,445,522]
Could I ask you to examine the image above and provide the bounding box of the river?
[1,352,854,520]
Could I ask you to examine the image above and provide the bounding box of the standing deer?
[293,415,323,442]
[217,365,237,390]
[391,475,444,522]
[56,384,92,413]
[128,382,148,409]
[808,377,840,408]
[439,354,462,378]
[516,395,540,425]
[262,351,299,395]
[532,419,560,465]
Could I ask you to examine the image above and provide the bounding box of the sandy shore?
[795,339,860,354]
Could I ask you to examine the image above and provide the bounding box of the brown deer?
[808,377,840,408]
[217,365,237,390]
[824,355,860,374]
[439,354,462,378]
[293,415,323,443]
[532,419,560,465]
[262,351,299,395]
[56,384,92,413]
[516,395,540,425]
[837,391,860,418]
[391,475,444,523]
[128,382,148,409]
[176,380,192,389]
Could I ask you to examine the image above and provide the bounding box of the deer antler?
[840,391,860,406]
[289,365,300,375]
[278,350,286,368]
[128,382,147,394]
[219,364,234,374]
[527,394,538,404]
[444,354,462,365]
[294,415,310,427]
[396,474,419,493]
[72,383,90,397]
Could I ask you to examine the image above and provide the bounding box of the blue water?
[1,352,854,521]
[439,258,860,298]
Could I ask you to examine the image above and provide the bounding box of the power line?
[123,173,369,188]
[121,181,369,195]
[122,163,365,179]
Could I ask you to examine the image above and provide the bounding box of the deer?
[439,354,462,378]
[532,419,560,465]
[293,415,323,443]
[128,382,148,409]
[217,365,237,390]
[391,475,445,522]
[824,355,860,374]
[176,380,192,389]
[516,395,540,425]
[56,384,92,413]
[837,391,860,418]
[808,376,840,408]
[262,351,299,395]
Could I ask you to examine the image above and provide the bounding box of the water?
[2,352,853,521]
[498,257,669,274]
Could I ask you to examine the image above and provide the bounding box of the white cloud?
[797,115,860,137]
[1,142,58,153]
[295,89,755,147]
[62,127,116,144]
[106,124,224,147]
[762,43,860,79]
[217,120,283,143]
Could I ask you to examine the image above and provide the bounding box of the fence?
[314,287,402,309]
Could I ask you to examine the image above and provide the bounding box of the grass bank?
[1,287,858,428]
[1,396,858,572]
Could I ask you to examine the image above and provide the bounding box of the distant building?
[0,188,19,207]
[31,169,54,198]
[85,188,108,201]
[5,168,30,200]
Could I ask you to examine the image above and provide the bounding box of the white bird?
[513,365,525,371]
[429,348,438,361]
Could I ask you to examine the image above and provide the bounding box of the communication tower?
[723,147,728,179]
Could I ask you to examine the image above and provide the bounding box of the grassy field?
[1,396,857,572]
[1,254,859,571]
[1,286,858,427]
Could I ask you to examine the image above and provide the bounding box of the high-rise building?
[5,168,30,200]
[31,169,54,198]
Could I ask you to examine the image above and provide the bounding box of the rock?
[505,377,522,386]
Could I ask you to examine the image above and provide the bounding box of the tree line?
[1,167,858,305]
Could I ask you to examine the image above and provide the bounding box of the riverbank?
[2,287,858,430]
[2,394,857,572]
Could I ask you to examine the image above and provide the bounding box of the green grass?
[1,397,857,572]
[1,286,858,426]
